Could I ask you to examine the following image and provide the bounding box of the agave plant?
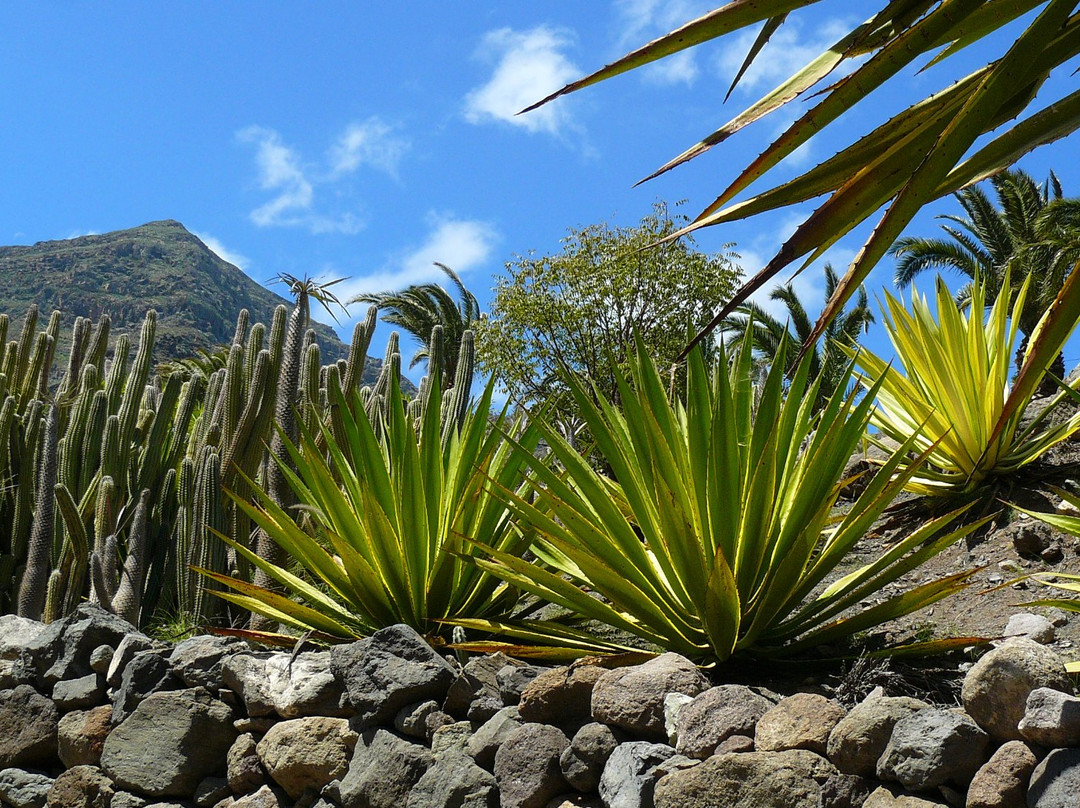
[846,273,1080,496]
[454,339,985,664]
[196,365,541,640]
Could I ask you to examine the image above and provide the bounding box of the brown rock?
[826,695,930,777]
[46,766,114,808]
[0,685,58,768]
[674,685,773,759]
[58,706,113,768]
[966,740,1039,808]
[256,716,356,800]
[590,654,710,740]
[862,786,948,807]
[227,732,267,795]
[519,664,605,725]
[755,693,847,755]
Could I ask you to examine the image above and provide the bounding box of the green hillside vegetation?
[0,220,376,379]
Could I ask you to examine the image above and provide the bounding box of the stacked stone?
[3,605,1080,807]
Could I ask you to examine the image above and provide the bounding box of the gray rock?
[1007,520,1055,558]
[598,742,676,808]
[0,768,53,808]
[755,693,847,755]
[101,688,238,798]
[559,722,620,793]
[496,662,545,706]
[46,765,115,808]
[111,650,180,723]
[431,721,473,758]
[330,625,456,725]
[1029,747,1080,808]
[1004,613,1055,644]
[0,616,44,661]
[58,705,113,767]
[962,638,1072,741]
[468,706,524,769]
[493,723,570,808]
[967,740,1039,808]
[89,645,114,675]
[0,660,23,690]
[444,653,518,720]
[0,685,58,768]
[53,673,105,711]
[194,776,231,808]
[826,694,930,777]
[518,665,605,726]
[876,708,990,791]
[222,654,276,718]
[653,749,840,808]
[394,700,453,741]
[231,785,283,808]
[1018,686,1080,747]
[106,634,161,689]
[335,728,432,808]
[405,755,498,808]
[110,792,149,808]
[227,732,267,795]
[591,654,709,741]
[20,603,134,688]
[169,636,247,691]
[256,716,356,801]
[674,685,773,759]
[262,651,348,719]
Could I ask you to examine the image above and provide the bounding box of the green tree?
[477,202,741,434]
[722,265,874,411]
[350,263,480,386]
[890,169,1080,377]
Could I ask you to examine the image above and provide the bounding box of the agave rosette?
[454,339,985,663]
[847,273,1080,495]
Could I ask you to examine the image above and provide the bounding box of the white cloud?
[340,215,498,301]
[329,117,409,178]
[464,27,579,135]
[643,50,699,86]
[614,0,713,45]
[193,231,250,272]
[238,119,408,234]
[716,17,853,95]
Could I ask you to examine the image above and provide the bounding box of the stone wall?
[0,604,1078,807]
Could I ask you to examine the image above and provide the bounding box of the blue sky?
[2,2,1079,381]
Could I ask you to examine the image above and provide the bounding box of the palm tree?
[889,169,1080,378]
[350,263,481,387]
[721,265,874,412]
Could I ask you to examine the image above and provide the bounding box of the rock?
[519,665,605,726]
[21,604,134,688]
[715,735,755,753]
[0,685,58,768]
[224,651,347,720]
[109,792,148,808]
[1003,613,1055,644]
[46,765,115,808]
[597,742,676,808]
[559,723,620,793]
[231,785,283,808]
[497,662,546,706]
[405,755,498,808]
[334,728,431,808]
[431,720,474,758]
[493,723,570,808]
[394,700,453,742]
[662,693,694,746]
[653,749,840,808]
[0,767,53,808]
[1007,520,1055,558]
[966,740,1039,808]
[111,650,180,723]
[591,654,709,741]
[194,776,231,808]
[444,653,521,720]
[876,708,990,791]
[106,634,161,689]
[58,706,113,767]
[1028,747,1080,808]
[89,645,113,675]
[222,654,276,718]
[53,673,105,711]
[674,685,773,759]
[101,688,238,798]
[1018,686,1080,747]
[826,694,931,777]
[169,636,246,690]
[256,717,356,801]
[468,706,524,769]
[330,625,456,725]
[962,639,1072,741]
[228,733,267,795]
[0,616,45,660]
[862,786,949,807]
[755,693,847,755]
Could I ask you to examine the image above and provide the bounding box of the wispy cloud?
[614,0,712,84]
[716,18,852,95]
[193,231,250,272]
[464,27,579,135]
[238,119,409,234]
[339,214,498,302]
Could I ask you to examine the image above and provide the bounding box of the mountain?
[0,220,378,378]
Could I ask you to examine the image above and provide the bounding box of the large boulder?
[257,716,357,801]
[330,625,456,725]
[333,728,431,808]
[100,688,238,798]
[591,654,710,741]
[826,694,930,777]
[674,685,773,759]
[0,685,58,768]
[876,709,990,791]
[962,639,1071,741]
[225,651,348,720]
